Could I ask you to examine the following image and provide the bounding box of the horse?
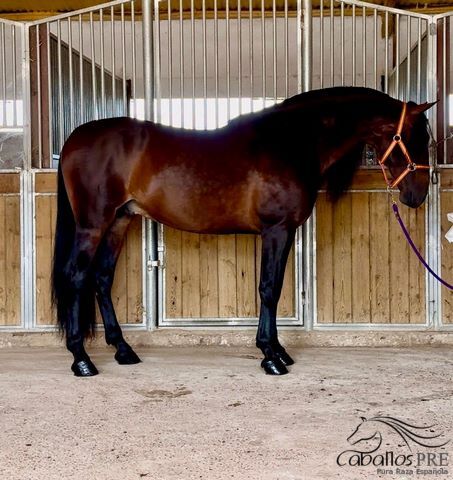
[52,86,434,377]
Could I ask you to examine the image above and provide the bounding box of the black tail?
[51,164,96,338]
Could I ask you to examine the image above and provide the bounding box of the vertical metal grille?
[0,20,24,169]
[30,1,144,168]
[154,0,301,129]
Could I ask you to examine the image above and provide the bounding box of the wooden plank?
[441,169,453,190]
[441,193,453,323]
[0,174,20,194]
[369,193,391,323]
[108,223,128,325]
[0,197,6,325]
[36,195,54,325]
[319,169,387,192]
[181,231,201,318]
[389,200,410,324]
[164,227,183,318]
[316,193,334,324]
[200,234,219,318]
[351,193,371,323]
[218,235,237,317]
[125,217,143,323]
[5,196,21,325]
[278,244,295,317]
[332,194,353,323]
[236,234,257,317]
[408,204,426,324]
[35,172,57,193]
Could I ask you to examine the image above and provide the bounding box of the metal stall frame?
[0,0,153,332]
[154,0,308,328]
[311,0,452,332]
[0,0,452,333]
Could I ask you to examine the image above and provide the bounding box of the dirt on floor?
[1,345,453,480]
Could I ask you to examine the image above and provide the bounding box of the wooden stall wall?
[34,171,143,326]
[316,171,426,324]
[164,228,296,320]
[0,173,21,326]
[440,170,453,323]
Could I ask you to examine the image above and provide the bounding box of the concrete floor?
[1,345,453,480]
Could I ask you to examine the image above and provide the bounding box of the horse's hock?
[0,1,452,342]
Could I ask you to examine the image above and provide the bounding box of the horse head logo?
[347,416,449,452]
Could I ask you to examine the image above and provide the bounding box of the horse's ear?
[408,100,438,115]
[360,416,367,422]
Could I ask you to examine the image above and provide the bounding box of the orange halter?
[378,102,430,189]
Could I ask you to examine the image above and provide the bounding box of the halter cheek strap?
[378,102,430,189]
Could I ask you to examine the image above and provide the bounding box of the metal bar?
[330,0,334,86]
[68,17,74,132]
[272,0,277,102]
[396,13,400,97]
[120,4,126,114]
[30,0,138,24]
[179,0,184,126]
[12,25,17,127]
[239,0,243,112]
[416,17,421,103]
[384,11,389,93]
[284,0,289,96]
[352,4,356,87]
[302,0,312,93]
[362,6,366,87]
[35,26,42,165]
[90,11,97,119]
[336,0,431,20]
[214,0,219,125]
[202,0,207,128]
[190,0,195,128]
[154,0,161,123]
[131,0,137,118]
[248,0,253,111]
[442,17,447,163]
[79,14,84,123]
[373,9,377,90]
[261,0,265,108]
[57,20,64,149]
[167,0,172,124]
[110,6,116,117]
[406,16,411,101]
[143,0,154,121]
[1,24,6,125]
[320,0,323,88]
[100,9,105,118]
[47,22,53,159]
[227,0,232,116]
[341,1,344,85]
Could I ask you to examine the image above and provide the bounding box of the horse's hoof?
[275,350,295,366]
[261,358,289,375]
[115,349,141,365]
[71,359,99,377]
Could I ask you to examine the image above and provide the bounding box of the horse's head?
[347,417,380,446]
[372,101,435,209]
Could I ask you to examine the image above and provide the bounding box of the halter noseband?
[378,102,430,189]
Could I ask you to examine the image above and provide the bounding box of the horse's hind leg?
[64,228,104,376]
[94,210,141,365]
[256,224,296,375]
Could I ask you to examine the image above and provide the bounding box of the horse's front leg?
[257,224,296,375]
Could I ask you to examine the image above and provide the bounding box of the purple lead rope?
[392,202,453,291]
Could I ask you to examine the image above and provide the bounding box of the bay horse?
[52,87,433,377]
